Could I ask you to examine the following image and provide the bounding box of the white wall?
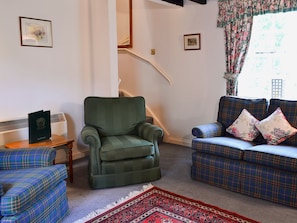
[0,0,226,162]
[0,0,118,160]
[118,0,226,146]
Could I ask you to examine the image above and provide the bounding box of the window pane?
[238,11,297,100]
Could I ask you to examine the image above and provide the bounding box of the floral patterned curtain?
[224,16,253,95]
[217,0,297,96]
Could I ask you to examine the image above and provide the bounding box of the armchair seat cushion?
[244,145,297,172]
[0,164,67,215]
[192,137,254,160]
[100,135,154,161]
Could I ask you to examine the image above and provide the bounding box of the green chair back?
[84,96,146,136]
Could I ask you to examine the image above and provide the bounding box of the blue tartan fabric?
[244,145,297,172]
[241,163,297,208]
[192,137,253,160]
[268,99,297,146]
[0,164,67,216]
[0,147,56,170]
[192,122,224,138]
[217,96,268,130]
[0,181,69,223]
[191,152,242,193]
[191,96,297,208]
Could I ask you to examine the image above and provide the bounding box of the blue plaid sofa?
[191,96,297,208]
[0,147,69,222]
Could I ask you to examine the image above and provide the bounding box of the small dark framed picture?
[184,33,201,50]
[19,17,53,47]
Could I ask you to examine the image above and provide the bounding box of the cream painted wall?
[0,0,226,162]
[0,0,118,161]
[118,0,226,146]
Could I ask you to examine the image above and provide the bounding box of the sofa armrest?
[136,122,163,143]
[192,122,225,138]
[0,147,56,170]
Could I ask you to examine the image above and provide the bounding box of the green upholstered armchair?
[81,96,163,189]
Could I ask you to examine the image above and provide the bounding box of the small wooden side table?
[5,134,74,183]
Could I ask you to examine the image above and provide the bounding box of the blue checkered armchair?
[0,147,69,223]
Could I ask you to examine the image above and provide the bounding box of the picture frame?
[19,17,53,47]
[184,33,201,50]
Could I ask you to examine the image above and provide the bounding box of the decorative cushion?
[226,109,260,141]
[268,99,297,146]
[255,107,297,145]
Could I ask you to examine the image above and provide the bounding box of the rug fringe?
[74,183,154,223]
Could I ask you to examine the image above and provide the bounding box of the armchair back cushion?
[84,96,146,137]
[217,96,268,131]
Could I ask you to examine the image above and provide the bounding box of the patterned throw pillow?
[226,109,260,141]
[255,107,297,145]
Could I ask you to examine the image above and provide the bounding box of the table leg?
[67,141,73,183]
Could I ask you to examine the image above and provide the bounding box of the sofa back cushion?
[268,99,297,146]
[217,96,268,136]
[84,96,146,137]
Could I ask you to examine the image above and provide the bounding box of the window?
[238,11,297,100]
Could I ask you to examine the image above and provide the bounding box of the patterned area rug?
[75,184,259,223]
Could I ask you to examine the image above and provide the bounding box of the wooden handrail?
[118,48,172,85]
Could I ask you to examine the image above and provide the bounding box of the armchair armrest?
[81,126,102,175]
[0,147,56,170]
[137,122,163,167]
[81,126,101,149]
[192,122,225,138]
[136,122,163,143]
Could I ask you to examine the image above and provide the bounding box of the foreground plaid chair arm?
[192,122,225,138]
[0,147,56,170]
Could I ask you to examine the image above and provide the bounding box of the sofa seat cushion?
[0,164,67,215]
[244,145,297,172]
[100,135,154,161]
[192,137,254,160]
